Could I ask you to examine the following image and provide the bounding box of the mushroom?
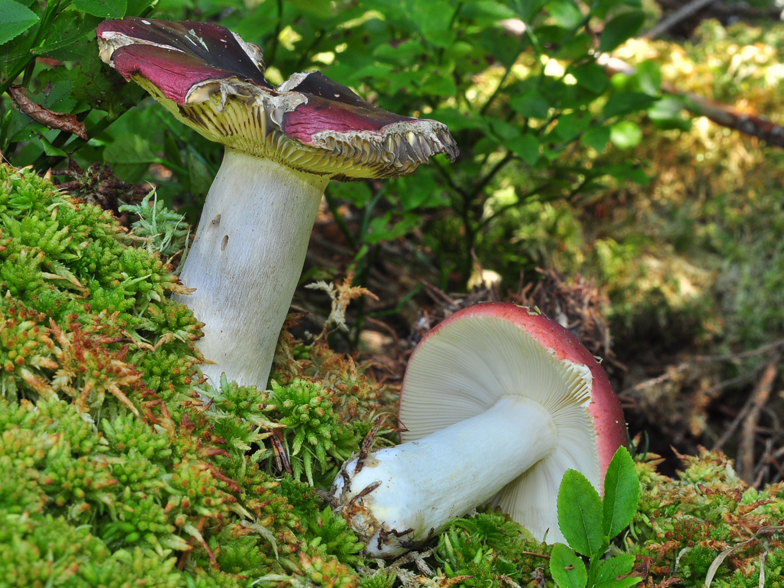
[96,18,458,388]
[330,302,627,556]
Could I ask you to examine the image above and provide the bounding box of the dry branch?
[500,15,784,150]
[738,350,781,483]
[642,0,716,40]
[599,55,784,149]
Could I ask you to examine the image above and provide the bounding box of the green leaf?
[510,90,550,119]
[550,543,587,588]
[557,469,604,557]
[602,447,641,538]
[38,135,67,157]
[373,40,426,66]
[411,0,456,46]
[74,0,126,18]
[605,163,648,185]
[571,63,608,94]
[554,112,589,142]
[488,118,522,141]
[104,133,156,165]
[420,72,457,97]
[429,108,483,131]
[330,180,372,208]
[365,212,421,244]
[648,96,691,131]
[397,169,438,211]
[599,10,645,53]
[581,126,610,153]
[591,0,641,19]
[610,121,641,149]
[513,0,548,21]
[546,0,583,29]
[387,70,420,95]
[556,32,592,61]
[508,133,540,165]
[603,92,657,118]
[186,149,213,201]
[284,0,334,19]
[0,0,39,46]
[462,1,516,23]
[634,60,661,96]
[594,554,642,588]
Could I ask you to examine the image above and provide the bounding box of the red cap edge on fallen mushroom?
[407,301,627,480]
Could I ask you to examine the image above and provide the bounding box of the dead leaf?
[8,84,88,140]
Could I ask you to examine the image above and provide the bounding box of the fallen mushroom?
[330,302,627,556]
[96,18,458,388]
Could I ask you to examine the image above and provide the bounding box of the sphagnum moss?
[0,163,370,586]
[0,162,782,588]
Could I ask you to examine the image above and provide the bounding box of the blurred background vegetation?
[2,0,784,484]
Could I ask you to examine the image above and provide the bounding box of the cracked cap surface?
[97,18,458,179]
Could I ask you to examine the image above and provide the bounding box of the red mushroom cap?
[96,18,458,179]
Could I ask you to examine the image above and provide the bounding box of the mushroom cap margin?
[399,302,626,475]
[397,302,627,542]
[96,18,459,180]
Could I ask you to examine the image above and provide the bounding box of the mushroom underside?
[332,313,603,555]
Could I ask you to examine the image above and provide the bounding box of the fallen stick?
[738,350,781,483]
[501,16,784,150]
[642,0,716,40]
[598,54,784,149]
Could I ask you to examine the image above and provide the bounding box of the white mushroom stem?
[331,395,558,557]
[173,149,328,388]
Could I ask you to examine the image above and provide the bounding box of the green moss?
[630,449,784,587]
[1,162,781,588]
[0,163,372,587]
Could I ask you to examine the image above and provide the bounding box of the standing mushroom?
[331,302,627,556]
[96,18,458,388]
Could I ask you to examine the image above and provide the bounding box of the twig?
[519,550,550,559]
[642,0,716,40]
[713,396,756,452]
[421,280,457,307]
[694,338,784,363]
[738,350,781,483]
[364,316,401,359]
[598,56,784,150]
[704,367,764,399]
[753,438,776,487]
[620,363,690,397]
[621,336,784,400]
[657,0,783,20]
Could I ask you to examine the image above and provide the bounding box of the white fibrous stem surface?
[173,149,328,388]
[330,396,557,557]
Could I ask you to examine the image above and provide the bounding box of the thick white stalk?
[173,149,328,388]
[331,396,558,556]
